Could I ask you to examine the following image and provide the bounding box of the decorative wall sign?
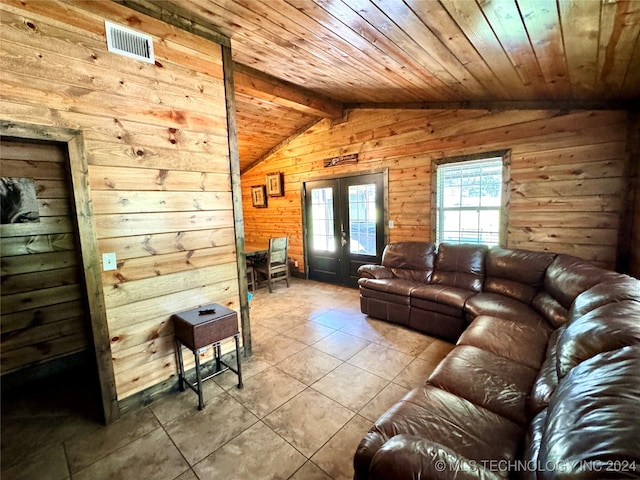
[0,177,40,224]
[251,185,267,208]
[323,153,359,168]
[266,172,284,197]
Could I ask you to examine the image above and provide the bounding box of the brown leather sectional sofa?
[355,242,640,480]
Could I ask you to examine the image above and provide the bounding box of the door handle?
[341,230,347,247]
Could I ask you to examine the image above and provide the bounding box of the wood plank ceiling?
[127,0,640,172]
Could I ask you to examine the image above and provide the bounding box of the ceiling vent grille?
[105,20,155,64]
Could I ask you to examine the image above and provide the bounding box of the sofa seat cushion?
[457,315,552,369]
[358,278,424,296]
[427,345,538,426]
[359,278,424,303]
[539,346,640,480]
[367,435,507,480]
[410,284,476,312]
[355,386,523,480]
[465,292,543,324]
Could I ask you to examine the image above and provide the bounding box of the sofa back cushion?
[533,255,622,328]
[431,243,488,292]
[543,255,620,310]
[484,247,556,304]
[568,275,640,321]
[538,346,640,480]
[381,242,436,283]
[555,300,640,379]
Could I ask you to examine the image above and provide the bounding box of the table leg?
[176,339,185,392]
[234,334,243,388]
[215,343,222,372]
[194,350,204,410]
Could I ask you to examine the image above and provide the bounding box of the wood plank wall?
[241,109,630,272]
[0,0,238,400]
[1,140,91,375]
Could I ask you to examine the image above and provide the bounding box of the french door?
[304,173,384,287]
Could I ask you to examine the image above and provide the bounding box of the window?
[310,187,335,252]
[434,153,508,246]
[348,183,377,255]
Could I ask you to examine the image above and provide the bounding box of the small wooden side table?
[172,303,243,410]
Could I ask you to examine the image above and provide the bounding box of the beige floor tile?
[378,326,434,356]
[252,334,307,364]
[264,389,354,458]
[228,367,307,418]
[358,382,411,422]
[288,461,333,480]
[65,407,160,473]
[393,357,440,390]
[174,469,199,480]
[194,421,305,480]
[347,343,414,380]
[151,380,225,425]
[339,316,395,343]
[418,338,455,361]
[311,309,361,330]
[1,444,69,480]
[73,427,189,480]
[311,415,373,480]
[1,414,96,471]
[282,322,336,345]
[214,354,271,390]
[276,346,343,385]
[251,323,279,343]
[164,392,258,465]
[312,331,370,361]
[312,363,388,412]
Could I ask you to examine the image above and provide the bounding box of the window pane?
[479,210,500,244]
[311,187,335,252]
[348,183,376,255]
[436,157,503,246]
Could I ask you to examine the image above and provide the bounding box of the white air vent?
[105,20,155,64]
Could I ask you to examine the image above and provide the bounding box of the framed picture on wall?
[251,185,267,208]
[266,172,284,197]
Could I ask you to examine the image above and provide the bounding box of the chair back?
[268,237,288,265]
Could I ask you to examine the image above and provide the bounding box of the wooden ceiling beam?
[344,100,640,111]
[234,64,343,119]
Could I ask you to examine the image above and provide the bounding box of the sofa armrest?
[369,435,499,480]
[357,264,394,279]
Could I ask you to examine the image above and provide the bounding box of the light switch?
[389,220,395,229]
[103,252,117,271]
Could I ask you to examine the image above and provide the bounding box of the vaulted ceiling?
[122,0,640,172]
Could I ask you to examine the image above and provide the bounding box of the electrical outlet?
[389,220,395,229]
[102,252,117,271]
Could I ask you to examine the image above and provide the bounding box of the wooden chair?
[255,237,290,293]
[246,263,256,291]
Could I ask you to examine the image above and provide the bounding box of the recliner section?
[354,242,640,480]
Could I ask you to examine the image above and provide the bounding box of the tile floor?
[1,278,454,480]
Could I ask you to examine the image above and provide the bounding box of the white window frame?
[431,151,510,247]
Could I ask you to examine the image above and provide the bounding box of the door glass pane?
[348,183,376,255]
[311,187,335,252]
